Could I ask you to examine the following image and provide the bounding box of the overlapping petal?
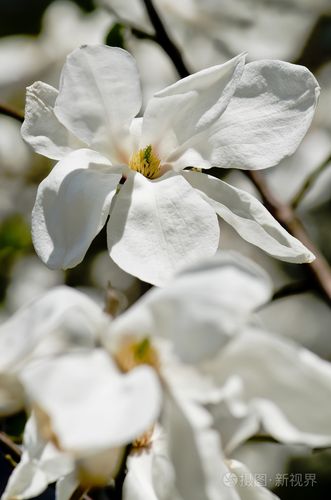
[107,172,219,286]
[1,415,74,500]
[54,45,142,156]
[210,329,331,447]
[21,81,84,160]
[183,171,314,263]
[20,350,162,453]
[0,285,105,415]
[187,60,319,170]
[32,148,121,270]
[0,285,103,373]
[142,53,245,159]
[107,252,272,363]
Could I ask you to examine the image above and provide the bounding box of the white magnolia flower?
[23,45,318,285]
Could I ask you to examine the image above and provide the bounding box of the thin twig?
[0,431,22,458]
[245,170,331,305]
[141,0,190,78]
[291,154,331,209]
[69,486,92,500]
[0,103,24,123]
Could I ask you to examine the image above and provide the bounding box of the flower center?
[114,336,160,373]
[129,145,161,179]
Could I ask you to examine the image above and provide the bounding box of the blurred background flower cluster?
[0,0,331,498]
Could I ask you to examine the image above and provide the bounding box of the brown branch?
[141,0,190,78]
[245,170,331,305]
[0,103,24,123]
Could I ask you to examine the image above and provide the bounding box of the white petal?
[225,460,279,500]
[184,171,314,263]
[54,45,141,154]
[1,460,48,500]
[107,172,219,286]
[21,81,84,160]
[163,392,239,500]
[211,329,331,447]
[142,54,245,159]
[0,286,103,373]
[32,148,121,270]
[20,350,162,454]
[56,472,79,500]
[107,252,272,363]
[191,60,319,169]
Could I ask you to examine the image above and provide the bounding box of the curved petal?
[211,329,331,448]
[225,460,279,500]
[32,148,121,270]
[21,81,84,160]
[107,252,272,364]
[190,60,319,169]
[54,45,142,155]
[107,172,219,286]
[163,392,239,500]
[183,171,314,263]
[1,460,48,500]
[20,350,162,454]
[142,54,245,159]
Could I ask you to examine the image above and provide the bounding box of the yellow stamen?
[132,427,154,451]
[129,145,161,179]
[114,336,160,373]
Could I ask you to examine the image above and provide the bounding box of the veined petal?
[142,54,245,160]
[183,171,314,263]
[211,329,331,448]
[21,81,84,160]
[107,172,219,286]
[20,350,162,454]
[54,45,142,155]
[32,148,122,270]
[107,252,272,364]
[191,60,319,169]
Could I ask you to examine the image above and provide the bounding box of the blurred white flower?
[23,45,318,285]
[100,0,331,67]
[0,252,274,499]
[2,253,331,498]
[0,286,106,415]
